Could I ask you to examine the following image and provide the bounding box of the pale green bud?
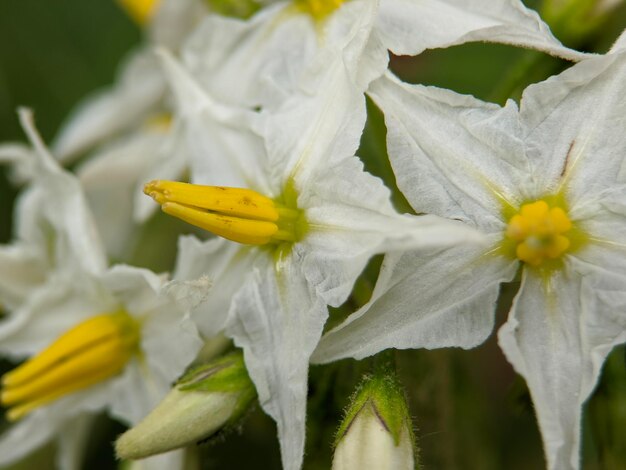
[116,351,256,460]
[332,373,418,470]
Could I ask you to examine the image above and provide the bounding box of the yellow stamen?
[1,311,140,421]
[117,0,161,25]
[505,200,573,267]
[144,181,305,246]
[294,0,345,20]
[145,113,172,133]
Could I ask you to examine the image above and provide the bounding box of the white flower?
[182,0,587,109]
[314,32,626,470]
[146,51,481,470]
[52,0,207,161]
[0,110,204,469]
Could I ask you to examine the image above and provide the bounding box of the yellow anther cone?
[144,181,293,245]
[297,0,345,20]
[1,311,139,421]
[505,199,574,267]
[117,0,161,25]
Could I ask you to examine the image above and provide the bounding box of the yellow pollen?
[117,0,161,25]
[505,200,573,267]
[295,0,345,20]
[145,113,172,132]
[1,311,140,421]
[144,181,304,246]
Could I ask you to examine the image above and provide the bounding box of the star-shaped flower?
[0,110,204,469]
[314,32,626,470]
[145,50,482,470]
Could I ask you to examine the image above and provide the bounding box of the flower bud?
[116,351,256,460]
[332,373,418,470]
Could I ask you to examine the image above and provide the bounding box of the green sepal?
[177,351,254,394]
[335,369,415,449]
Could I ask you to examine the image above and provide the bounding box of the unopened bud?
[332,373,418,470]
[116,351,255,460]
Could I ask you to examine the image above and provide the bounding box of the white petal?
[17,109,108,275]
[0,243,46,310]
[100,266,203,391]
[313,237,516,362]
[519,48,626,204]
[226,257,328,470]
[368,72,526,230]
[498,264,626,470]
[56,414,94,470]
[182,4,314,108]
[302,154,485,307]
[264,58,366,193]
[133,125,188,222]
[376,0,587,60]
[609,28,626,53]
[99,265,166,316]
[0,273,116,357]
[183,0,384,108]
[140,305,203,394]
[149,0,207,50]
[52,49,165,161]
[173,236,257,337]
[0,406,65,466]
[78,130,173,258]
[0,142,34,183]
[157,49,272,193]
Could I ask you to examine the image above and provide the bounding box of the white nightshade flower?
[0,110,204,469]
[182,0,588,109]
[146,50,481,470]
[314,32,626,470]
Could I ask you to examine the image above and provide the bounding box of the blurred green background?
[0,1,625,469]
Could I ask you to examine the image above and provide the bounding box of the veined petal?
[182,0,382,109]
[302,154,486,307]
[313,237,516,363]
[173,236,256,337]
[498,264,626,470]
[519,46,626,205]
[368,72,527,230]
[264,56,366,193]
[226,257,328,470]
[376,0,588,61]
[157,49,273,193]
